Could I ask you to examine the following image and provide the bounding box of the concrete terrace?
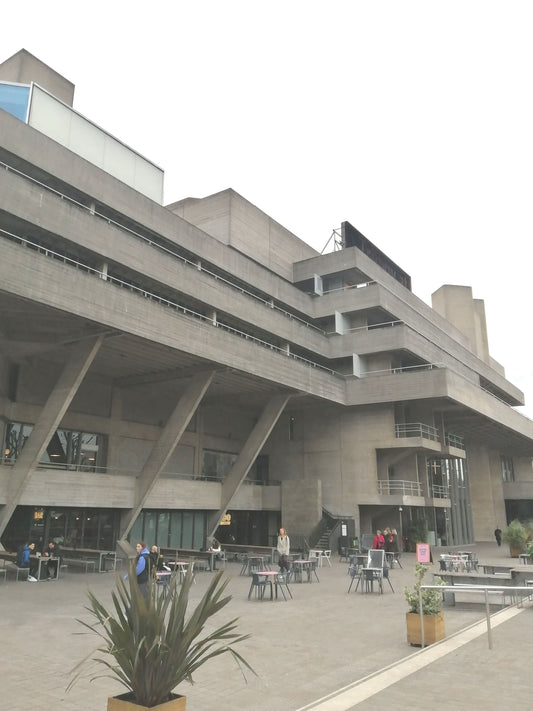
[1,541,532,710]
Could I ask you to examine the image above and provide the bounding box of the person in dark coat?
[494,527,502,547]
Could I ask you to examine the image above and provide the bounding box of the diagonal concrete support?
[207,392,291,539]
[119,370,215,540]
[0,335,104,537]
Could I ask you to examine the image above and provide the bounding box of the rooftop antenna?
[320,227,342,254]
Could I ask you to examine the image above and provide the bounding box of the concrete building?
[1,49,532,555]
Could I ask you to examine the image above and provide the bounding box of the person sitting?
[17,541,38,581]
[44,540,60,579]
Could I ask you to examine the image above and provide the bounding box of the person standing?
[494,527,502,547]
[150,545,165,573]
[277,527,290,575]
[372,529,385,550]
[134,541,151,599]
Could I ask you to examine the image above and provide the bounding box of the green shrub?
[404,563,444,615]
[502,519,527,550]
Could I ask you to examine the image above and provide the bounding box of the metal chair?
[275,573,293,600]
[365,549,394,593]
[248,572,273,600]
[347,564,361,593]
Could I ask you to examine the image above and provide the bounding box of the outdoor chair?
[248,572,273,600]
[347,564,360,593]
[364,549,394,593]
[275,572,293,600]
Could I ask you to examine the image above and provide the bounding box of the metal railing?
[1,160,325,336]
[419,583,533,649]
[377,480,423,496]
[395,422,440,441]
[430,484,450,499]
[0,227,341,378]
[445,432,465,449]
[364,363,444,377]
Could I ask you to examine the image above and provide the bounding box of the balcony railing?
[445,432,465,449]
[430,484,451,499]
[378,480,423,496]
[395,422,440,441]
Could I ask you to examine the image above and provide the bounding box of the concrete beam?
[0,335,104,537]
[207,392,291,538]
[119,370,215,540]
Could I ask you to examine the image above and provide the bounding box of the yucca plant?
[69,568,254,707]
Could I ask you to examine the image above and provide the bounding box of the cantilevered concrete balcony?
[0,463,280,511]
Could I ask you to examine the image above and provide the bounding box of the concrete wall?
[468,444,506,540]
[0,49,74,106]
[432,285,490,364]
[168,189,317,281]
[281,478,322,534]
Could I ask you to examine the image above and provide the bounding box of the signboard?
[416,543,431,563]
[219,513,231,526]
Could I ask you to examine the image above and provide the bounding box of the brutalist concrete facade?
[1,50,533,553]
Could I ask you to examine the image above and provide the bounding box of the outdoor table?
[292,559,319,583]
[32,554,60,581]
[255,570,279,599]
[354,566,383,594]
[166,561,190,583]
[155,570,172,596]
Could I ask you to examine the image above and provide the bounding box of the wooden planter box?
[406,611,445,646]
[108,693,186,710]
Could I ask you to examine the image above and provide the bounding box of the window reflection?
[3,421,105,472]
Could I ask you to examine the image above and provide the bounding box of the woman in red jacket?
[372,529,385,550]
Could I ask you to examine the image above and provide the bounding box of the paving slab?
[1,542,530,710]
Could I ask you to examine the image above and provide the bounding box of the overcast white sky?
[4,1,533,415]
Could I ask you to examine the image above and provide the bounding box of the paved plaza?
[1,542,532,710]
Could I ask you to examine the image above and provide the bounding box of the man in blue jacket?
[18,541,38,581]
[134,541,151,599]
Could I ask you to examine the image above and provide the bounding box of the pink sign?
[416,543,431,563]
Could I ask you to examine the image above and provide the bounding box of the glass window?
[169,512,182,549]
[193,512,205,549]
[4,421,105,472]
[182,512,193,548]
[0,82,30,121]
[501,456,514,482]
[202,449,237,479]
[4,422,33,460]
[143,512,157,546]
[157,512,170,547]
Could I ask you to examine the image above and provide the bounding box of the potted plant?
[69,569,254,709]
[502,519,527,557]
[404,563,445,646]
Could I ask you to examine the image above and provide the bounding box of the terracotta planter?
[406,611,445,646]
[509,546,522,558]
[108,693,186,710]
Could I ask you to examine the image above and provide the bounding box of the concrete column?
[207,392,291,538]
[0,335,104,537]
[119,370,215,540]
